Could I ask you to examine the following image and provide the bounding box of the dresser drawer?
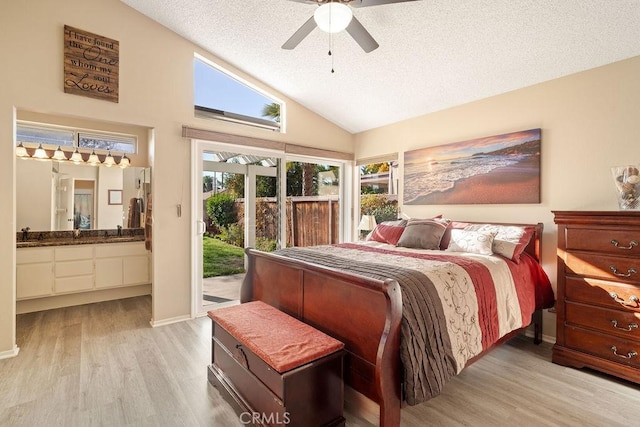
[565,277,640,312]
[565,252,640,284]
[565,301,640,340]
[566,227,640,255]
[565,326,640,369]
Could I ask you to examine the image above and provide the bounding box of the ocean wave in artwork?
[403,154,528,204]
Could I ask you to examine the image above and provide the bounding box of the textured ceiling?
[120,0,640,134]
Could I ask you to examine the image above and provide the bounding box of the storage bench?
[207,301,346,427]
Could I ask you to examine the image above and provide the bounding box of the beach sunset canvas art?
[404,129,541,205]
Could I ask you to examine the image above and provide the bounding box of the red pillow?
[368,223,405,245]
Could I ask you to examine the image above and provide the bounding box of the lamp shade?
[15,142,28,158]
[33,144,49,160]
[52,146,67,161]
[103,151,116,167]
[70,148,84,164]
[314,2,353,33]
[358,214,377,231]
[119,153,130,168]
[88,150,101,166]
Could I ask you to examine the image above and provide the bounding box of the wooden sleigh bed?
[240,221,554,426]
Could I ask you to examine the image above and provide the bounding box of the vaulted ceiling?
[121,0,640,133]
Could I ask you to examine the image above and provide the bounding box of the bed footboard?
[241,248,403,427]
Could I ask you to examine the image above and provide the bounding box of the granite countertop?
[16,229,145,248]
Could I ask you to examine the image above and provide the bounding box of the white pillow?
[446,229,497,255]
[463,224,532,261]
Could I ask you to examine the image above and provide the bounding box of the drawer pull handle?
[611,320,639,332]
[610,346,638,359]
[610,293,640,307]
[609,266,637,277]
[611,239,639,250]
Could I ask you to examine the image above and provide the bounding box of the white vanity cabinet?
[17,241,150,301]
[95,242,149,288]
[16,247,54,299]
[54,246,94,293]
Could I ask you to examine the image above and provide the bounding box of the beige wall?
[0,0,353,355]
[355,55,640,339]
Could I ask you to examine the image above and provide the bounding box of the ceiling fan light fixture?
[314,2,353,33]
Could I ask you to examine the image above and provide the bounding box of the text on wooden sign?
[64,25,119,103]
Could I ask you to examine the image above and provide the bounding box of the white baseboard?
[0,345,20,360]
[150,314,192,327]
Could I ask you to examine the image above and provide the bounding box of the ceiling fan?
[282,0,418,53]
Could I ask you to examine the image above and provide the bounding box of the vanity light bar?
[15,145,130,168]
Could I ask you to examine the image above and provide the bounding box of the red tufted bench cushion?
[208,301,345,373]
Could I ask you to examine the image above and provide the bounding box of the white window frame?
[194,53,286,133]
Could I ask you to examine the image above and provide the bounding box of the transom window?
[16,123,75,149]
[78,132,137,153]
[16,122,137,154]
[194,55,284,132]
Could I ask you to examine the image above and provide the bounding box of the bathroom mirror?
[16,160,150,232]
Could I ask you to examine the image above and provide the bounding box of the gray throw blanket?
[274,247,458,405]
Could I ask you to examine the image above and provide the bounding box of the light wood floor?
[1,296,639,426]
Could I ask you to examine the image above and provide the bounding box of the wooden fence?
[206,196,340,247]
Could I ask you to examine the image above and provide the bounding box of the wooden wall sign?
[64,25,119,103]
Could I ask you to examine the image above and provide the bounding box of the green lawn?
[202,236,245,278]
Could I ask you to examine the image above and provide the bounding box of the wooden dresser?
[553,211,640,383]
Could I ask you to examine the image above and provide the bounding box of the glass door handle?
[197,220,206,235]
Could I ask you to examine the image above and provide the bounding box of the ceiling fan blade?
[350,0,419,7]
[282,16,317,50]
[345,16,379,53]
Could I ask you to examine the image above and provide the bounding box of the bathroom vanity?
[16,230,151,314]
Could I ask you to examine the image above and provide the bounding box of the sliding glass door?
[191,141,352,316]
[191,140,284,315]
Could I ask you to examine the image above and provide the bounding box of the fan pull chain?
[329,31,335,73]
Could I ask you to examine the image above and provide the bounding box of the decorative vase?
[611,165,640,210]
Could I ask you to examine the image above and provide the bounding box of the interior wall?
[354,55,640,339]
[97,167,124,229]
[0,0,353,355]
